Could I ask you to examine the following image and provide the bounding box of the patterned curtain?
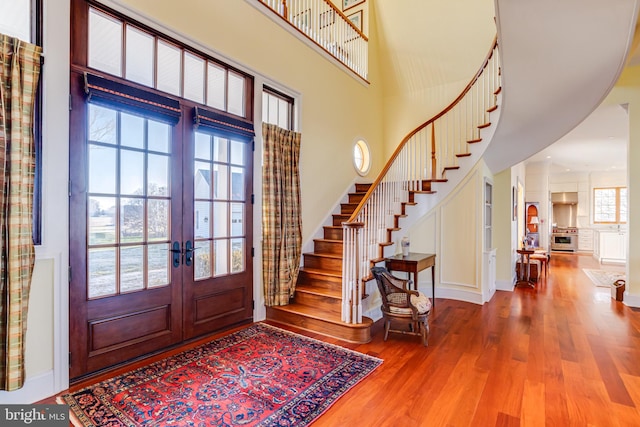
[0,34,42,391]
[262,123,303,306]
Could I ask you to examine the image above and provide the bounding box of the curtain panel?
[262,123,302,306]
[0,34,42,391]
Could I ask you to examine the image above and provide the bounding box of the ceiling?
[524,103,629,174]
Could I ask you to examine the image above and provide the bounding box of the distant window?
[262,87,294,130]
[594,187,626,224]
[0,0,31,42]
[353,139,371,176]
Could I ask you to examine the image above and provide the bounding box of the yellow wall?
[604,64,640,302]
[119,0,385,243]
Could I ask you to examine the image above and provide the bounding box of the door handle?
[170,241,181,268]
[185,240,194,267]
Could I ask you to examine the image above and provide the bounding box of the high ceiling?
[524,104,628,174]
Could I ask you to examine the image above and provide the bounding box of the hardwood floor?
[43,252,640,426]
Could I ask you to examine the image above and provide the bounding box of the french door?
[69,72,254,379]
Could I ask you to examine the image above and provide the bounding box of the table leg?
[431,266,435,306]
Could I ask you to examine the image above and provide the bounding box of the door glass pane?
[148,199,169,241]
[120,246,144,292]
[120,112,145,149]
[194,163,211,199]
[157,40,181,96]
[230,140,244,165]
[620,188,627,223]
[125,25,154,86]
[89,145,116,194]
[227,71,245,117]
[148,243,169,287]
[213,137,228,162]
[148,154,169,196]
[230,203,244,236]
[213,164,229,199]
[121,198,144,242]
[89,8,122,76]
[120,150,145,195]
[195,133,211,160]
[88,248,117,298]
[214,239,229,276]
[89,105,117,144]
[231,238,244,273]
[184,52,205,103]
[194,241,212,280]
[230,167,244,201]
[278,98,290,129]
[148,120,170,153]
[88,197,116,245]
[194,201,211,239]
[207,63,226,110]
[213,202,228,238]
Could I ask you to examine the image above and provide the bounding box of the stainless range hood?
[551,192,578,204]
[551,192,578,228]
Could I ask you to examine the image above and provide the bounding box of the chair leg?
[384,318,390,341]
[421,320,430,346]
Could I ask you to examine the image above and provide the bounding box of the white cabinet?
[594,230,627,264]
[578,229,593,252]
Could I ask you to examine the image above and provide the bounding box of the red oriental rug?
[58,323,382,426]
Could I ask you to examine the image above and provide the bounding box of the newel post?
[342,222,364,324]
[282,0,288,18]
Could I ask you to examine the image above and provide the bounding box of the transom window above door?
[88,7,249,117]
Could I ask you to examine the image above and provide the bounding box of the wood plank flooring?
[43,252,640,426]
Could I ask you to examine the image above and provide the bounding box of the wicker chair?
[371,266,432,346]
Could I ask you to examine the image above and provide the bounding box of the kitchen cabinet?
[594,230,627,264]
[578,229,594,252]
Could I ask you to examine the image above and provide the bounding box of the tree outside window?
[594,187,627,224]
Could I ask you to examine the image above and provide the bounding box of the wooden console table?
[385,253,436,305]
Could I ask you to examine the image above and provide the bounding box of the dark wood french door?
[69,71,253,379]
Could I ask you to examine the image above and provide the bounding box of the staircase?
[266,183,374,343]
[268,38,501,342]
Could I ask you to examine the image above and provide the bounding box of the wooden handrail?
[256,0,369,81]
[345,35,499,224]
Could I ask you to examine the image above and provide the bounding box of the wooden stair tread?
[494,86,502,95]
[307,252,342,259]
[295,285,341,299]
[411,190,436,194]
[478,122,491,129]
[443,166,460,170]
[313,238,342,243]
[299,267,342,278]
[456,153,472,157]
[487,105,498,113]
[379,242,394,247]
[422,179,448,183]
[468,138,482,144]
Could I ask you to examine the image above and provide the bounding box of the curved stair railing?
[342,37,500,323]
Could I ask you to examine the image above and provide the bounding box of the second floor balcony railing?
[257,0,369,81]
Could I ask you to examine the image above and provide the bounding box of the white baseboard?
[0,370,57,404]
[436,288,484,305]
[623,292,640,308]
[496,279,515,292]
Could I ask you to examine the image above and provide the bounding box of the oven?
[551,228,578,252]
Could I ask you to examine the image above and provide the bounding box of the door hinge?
[251,247,255,257]
[252,138,255,152]
[68,180,71,197]
[252,300,255,310]
[69,94,72,111]
[68,352,72,367]
[68,266,72,282]
[251,194,255,204]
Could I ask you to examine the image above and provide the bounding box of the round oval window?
[353,139,371,176]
